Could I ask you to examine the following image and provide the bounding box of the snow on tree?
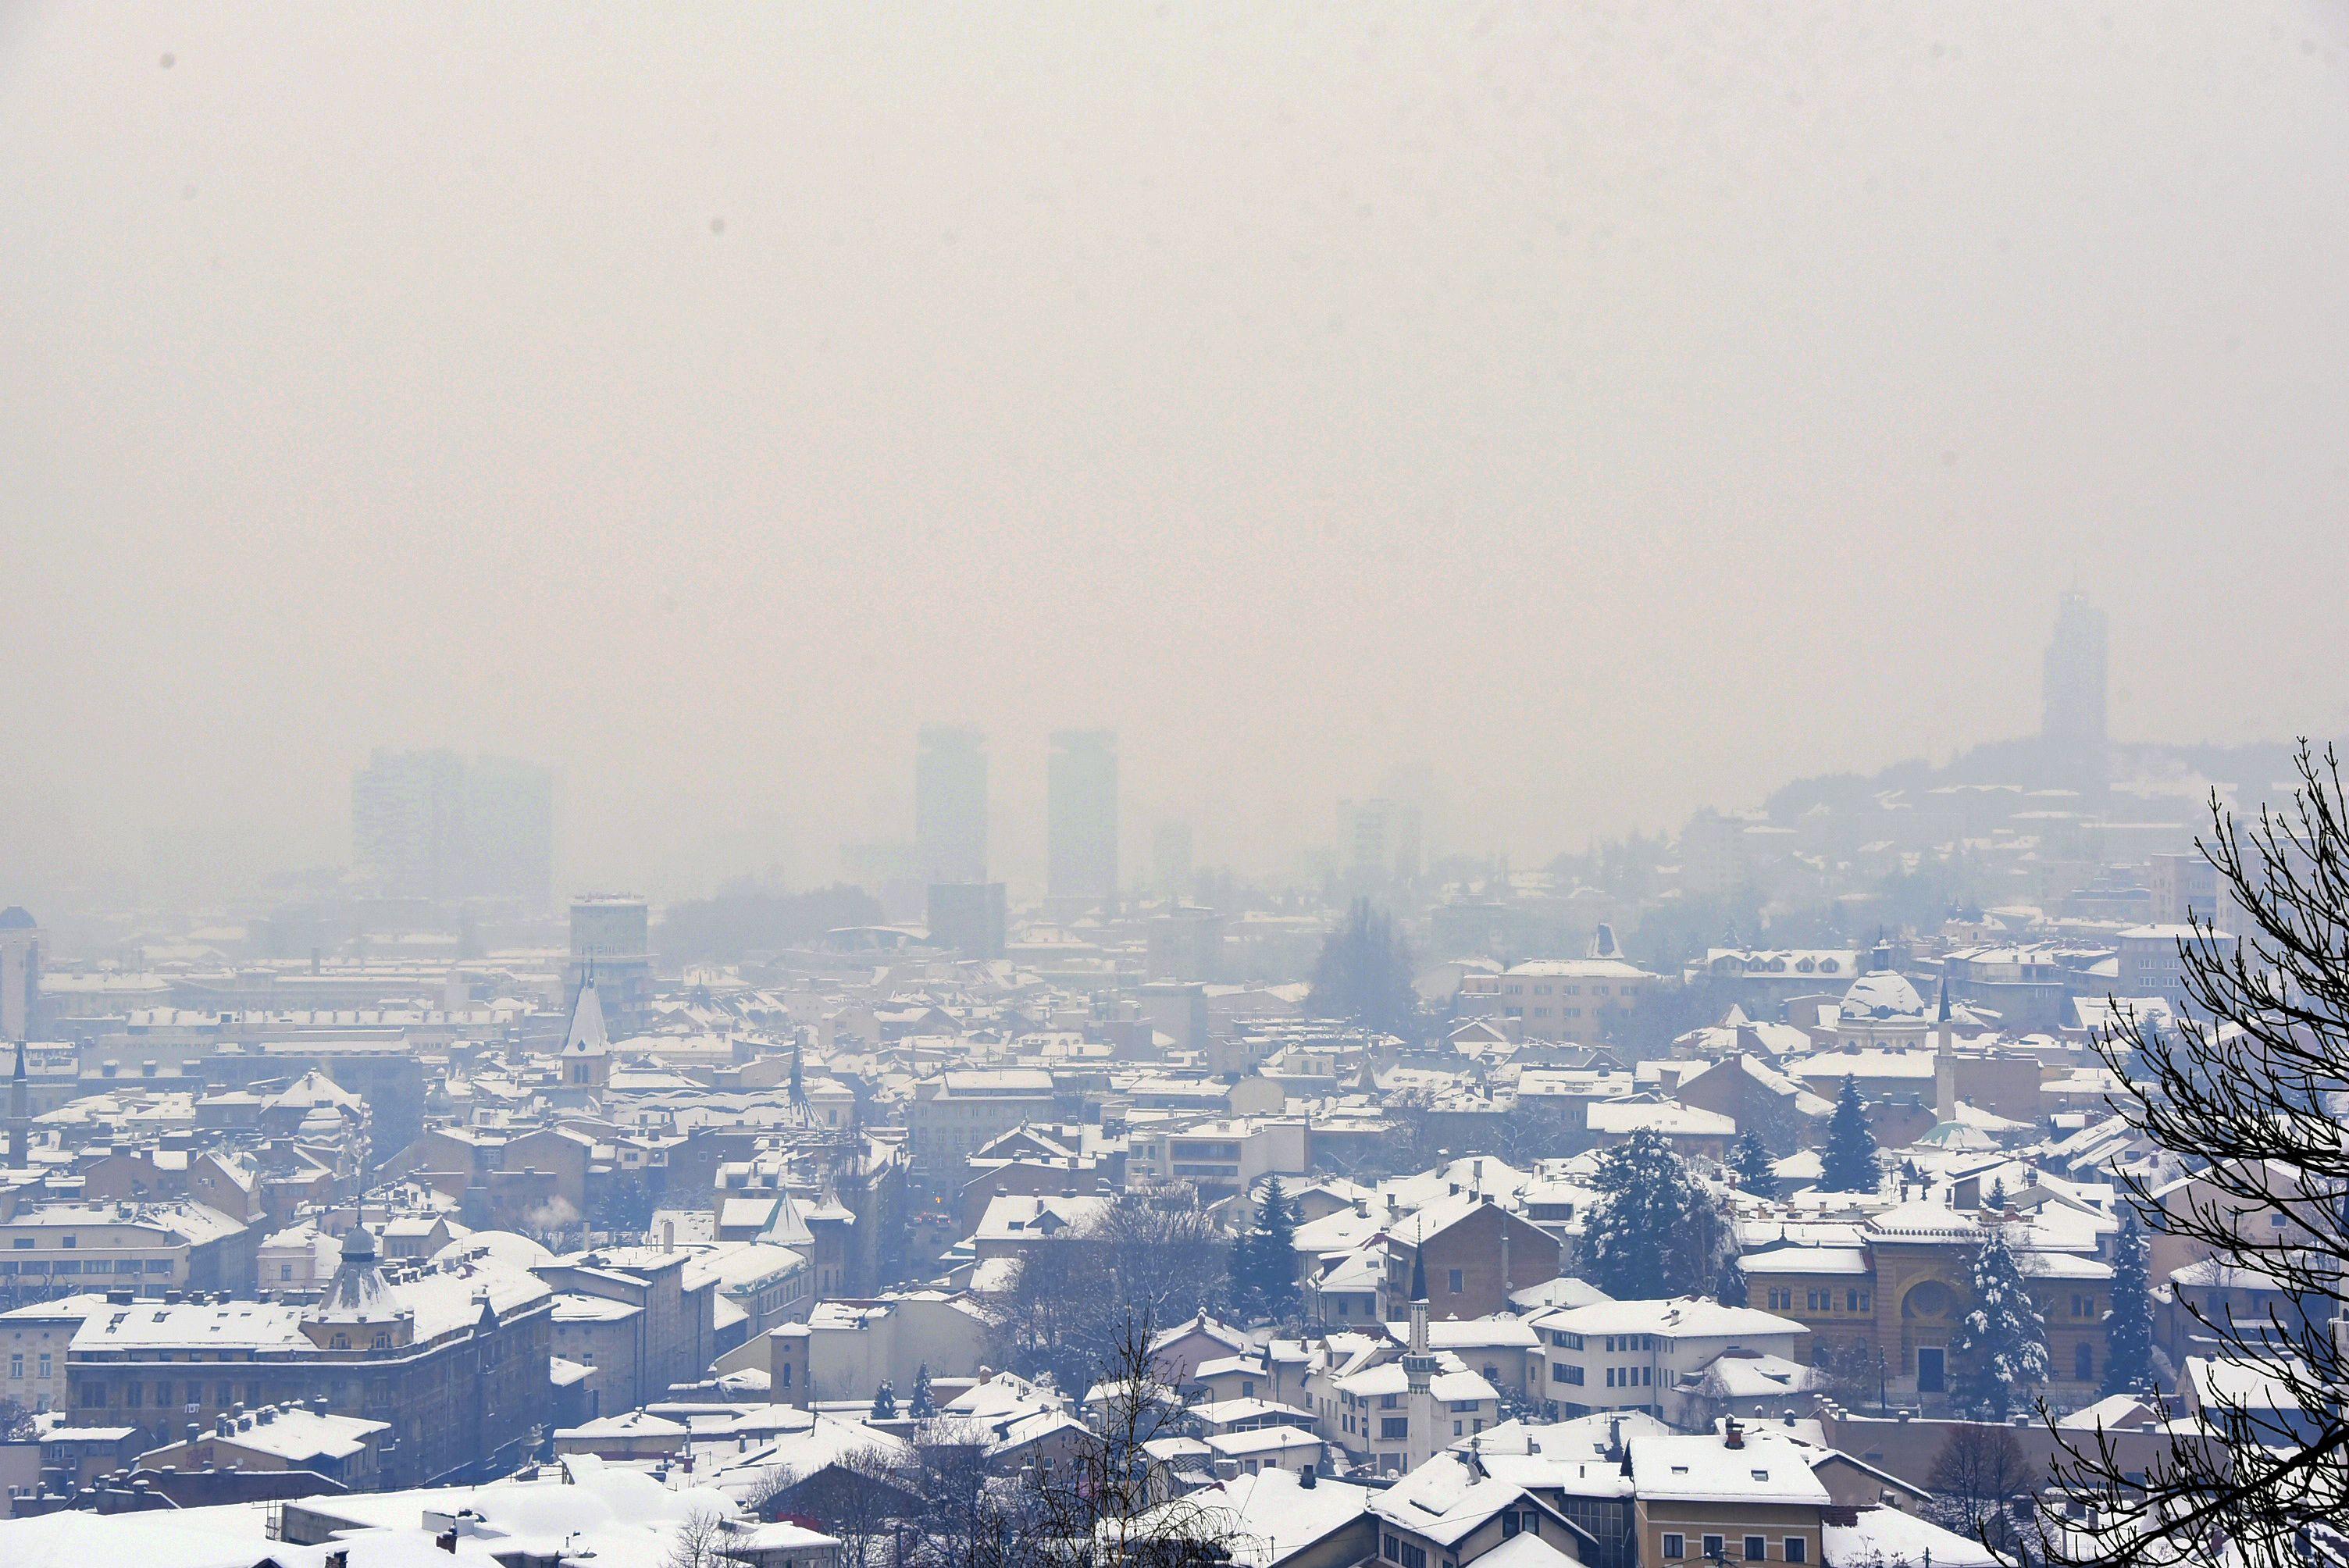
[1583,1129,1733,1299]
[2101,1217,2154,1397]
[1820,1074,1881,1193]
[910,1363,936,1418]
[1731,1128,1780,1199]
[1952,1224,2050,1419]
[870,1380,897,1420]
[1233,1175,1300,1321]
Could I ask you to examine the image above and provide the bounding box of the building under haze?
[0,907,39,1043]
[351,748,554,907]
[568,894,651,1039]
[1046,729,1118,911]
[914,725,989,885]
[2043,592,2110,792]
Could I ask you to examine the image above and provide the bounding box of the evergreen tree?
[1731,1129,1780,1199]
[1306,900,1421,1039]
[910,1363,936,1418]
[1821,1075,1881,1193]
[1584,1130,1734,1299]
[1952,1225,2050,1418]
[1715,1253,1749,1308]
[1234,1177,1300,1321]
[1985,1177,2009,1213]
[2102,1217,2155,1396]
[870,1380,897,1420]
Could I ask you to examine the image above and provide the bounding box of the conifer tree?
[870,1380,897,1420]
[1952,1225,2050,1418]
[1715,1253,1749,1308]
[1233,1177,1299,1320]
[1731,1128,1779,1199]
[1584,1130,1732,1299]
[2101,1217,2155,1397]
[1821,1075,1881,1192]
[910,1363,936,1418]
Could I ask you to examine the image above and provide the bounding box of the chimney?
[1299,1468,1317,1489]
[1213,1457,1241,1481]
[1723,1418,1744,1450]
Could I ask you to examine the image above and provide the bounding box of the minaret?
[6,1042,27,1168]
[1933,975,1957,1121]
[1403,1248,1434,1392]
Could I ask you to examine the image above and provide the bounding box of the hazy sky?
[5,4,2348,902]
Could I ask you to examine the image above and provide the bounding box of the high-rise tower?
[1046,729,1119,910]
[914,726,989,885]
[2041,593,2110,791]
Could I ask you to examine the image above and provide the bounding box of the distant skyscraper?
[352,749,554,905]
[353,748,466,901]
[568,894,651,1039]
[0,906,41,1043]
[1047,729,1119,907]
[2042,593,2110,791]
[914,726,989,885]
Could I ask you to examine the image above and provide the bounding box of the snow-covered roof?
[1626,1430,1832,1506]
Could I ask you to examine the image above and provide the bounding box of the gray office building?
[1047,729,1119,907]
[915,726,989,885]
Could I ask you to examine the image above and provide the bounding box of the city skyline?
[8,6,2349,904]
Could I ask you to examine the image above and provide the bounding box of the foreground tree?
[1582,1130,1734,1299]
[1928,1421,2034,1542]
[1952,1224,2049,1419]
[2099,1217,2155,1398]
[1820,1074,1880,1192]
[993,1194,1230,1392]
[1306,899,1420,1038]
[1731,1128,1780,1199]
[910,1362,937,1418]
[900,1313,1239,1568]
[2041,743,2349,1568]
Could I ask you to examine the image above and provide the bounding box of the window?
[1448,1269,1463,1295]
[7,1353,19,1378]
[1784,1538,1806,1564]
[1745,1536,1767,1561]
[1381,1417,1409,1440]
[280,1265,294,1281]
[1846,1289,1868,1312]
[1384,1534,1401,1563]
[1662,1535,1684,1559]
[1399,1545,1427,1568]
[1555,1363,1583,1385]
[37,1354,50,1379]
[1768,1288,1790,1311]
[1807,1290,1829,1312]
[1704,1537,1725,1559]
[1453,1420,1463,1436]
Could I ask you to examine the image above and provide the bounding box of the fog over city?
[14,9,2349,1566]
[6,4,2348,904]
